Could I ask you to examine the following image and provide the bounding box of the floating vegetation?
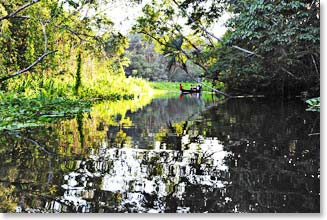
[0,94,91,131]
[306,97,320,112]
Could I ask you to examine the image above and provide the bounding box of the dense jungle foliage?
[0,0,151,99]
[133,0,320,97]
[0,0,152,129]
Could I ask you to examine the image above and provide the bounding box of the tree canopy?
[133,0,320,96]
[0,0,125,83]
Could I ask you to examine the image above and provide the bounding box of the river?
[0,94,320,213]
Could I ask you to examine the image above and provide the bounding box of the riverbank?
[0,75,153,131]
[1,79,226,131]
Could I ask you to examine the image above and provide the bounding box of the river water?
[0,94,320,213]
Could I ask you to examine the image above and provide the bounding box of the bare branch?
[308,132,320,136]
[311,54,319,75]
[13,16,50,53]
[174,26,201,52]
[1,13,53,82]
[11,16,49,53]
[11,15,31,19]
[0,0,40,21]
[0,50,57,83]
[231,45,257,56]
[281,67,299,79]
[60,26,103,45]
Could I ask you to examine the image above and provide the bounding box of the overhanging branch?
[0,50,57,83]
[281,67,299,79]
[171,0,260,57]
[0,12,55,83]
[0,0,41,21]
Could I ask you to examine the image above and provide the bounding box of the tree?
[219,0,320,96]
[134,0,320,97]
[0,0,117,84]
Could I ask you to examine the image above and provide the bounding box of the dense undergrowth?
[0,70,153,131]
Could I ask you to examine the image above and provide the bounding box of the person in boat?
[179,83,183,91]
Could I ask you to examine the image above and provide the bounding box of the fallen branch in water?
[281,67,299,79]
[232,95,265,98]
[308,133,320,136]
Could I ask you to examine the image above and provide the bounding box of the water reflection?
[0,96,320,213]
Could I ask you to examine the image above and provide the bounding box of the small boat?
[181,87,202,93]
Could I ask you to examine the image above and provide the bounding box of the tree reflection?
[0,97,319,213]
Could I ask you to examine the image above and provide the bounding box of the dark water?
[0,95,320,213]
